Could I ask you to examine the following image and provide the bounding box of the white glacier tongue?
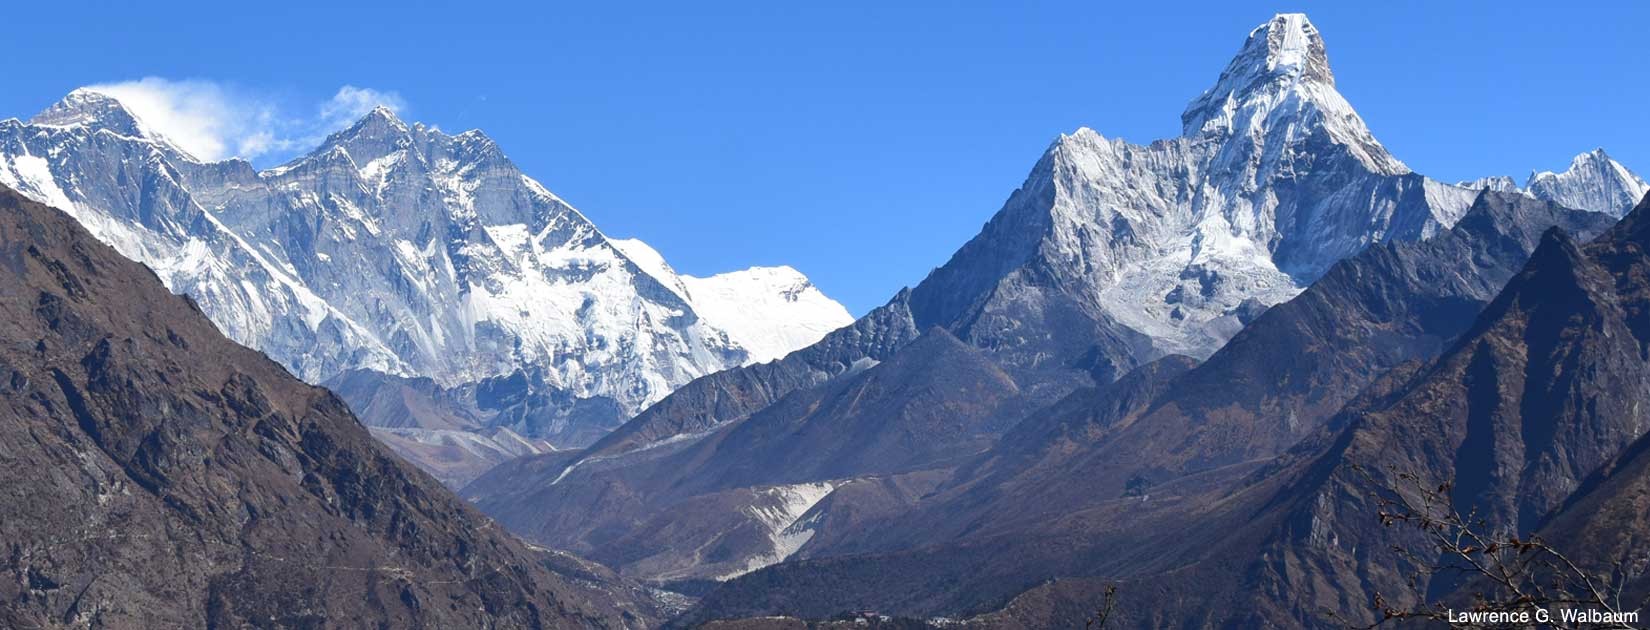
[0,92,854,432]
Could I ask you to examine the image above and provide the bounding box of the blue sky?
[6,1,1647,315]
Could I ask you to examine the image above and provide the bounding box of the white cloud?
[82,78,406,163]
[321,86,407,128]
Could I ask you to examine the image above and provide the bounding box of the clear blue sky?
[6,1,1647,315]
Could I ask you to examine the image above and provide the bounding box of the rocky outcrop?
[0,185,660,628]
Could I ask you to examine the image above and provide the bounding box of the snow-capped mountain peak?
[1457,175,1522,193]
[682,266,853,365]
[1457,149,1647,219]
[304,106,414,173]
[1224,13,1333,90]
[1526,148,1649,218]
[610,237,854,364]
[0,90,856,440]
[28,89,198,160]
[1182,13,1407,177]
[29,89,144,132]
[913,12,1638,377]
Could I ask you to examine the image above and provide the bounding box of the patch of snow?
[715,481,838,580]
[683,267,854,364]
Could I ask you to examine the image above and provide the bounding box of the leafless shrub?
[1343,464,1641,629]
[1084,583,1118,629]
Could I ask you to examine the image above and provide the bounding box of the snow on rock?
[915,13,1644,363]
[610,237,691,298]
[1457,150,1647,219]
[683,267,854,364]
[1526,149,1649,218]
[1183,13,1408,177]
[1457,175,1522,193]
[0,92,853,436]
[610,239,855,364]
[715,481,838,581]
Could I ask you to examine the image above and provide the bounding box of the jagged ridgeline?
[466,13,1649,628]
[1,9,1646,629]
[0,96,853,451]
[0,185,666,627]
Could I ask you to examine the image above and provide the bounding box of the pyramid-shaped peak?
[1525,147,1649,217]
[308,105,415,168]
[1528,149,1604,185]
[346,104,409,134]
[26,88,203,160]
[1179,14,1405,174]
[1249,14,1331,82]
[1182,13,1336,136]
[30,89,147,136]
[363,104,403,124]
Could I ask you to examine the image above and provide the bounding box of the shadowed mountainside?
[0,184,661,628]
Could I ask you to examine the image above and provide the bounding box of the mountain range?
[2,10,1649,629]
[0,94,852,479]
[0,186,667,627]
[464,15,1650,611]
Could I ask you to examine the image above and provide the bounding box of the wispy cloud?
[83,78,405,163]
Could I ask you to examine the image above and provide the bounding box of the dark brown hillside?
[681,193,1635,625]
[464,329,1025,584]
[0,185,659,628]
[816,191,1614,555]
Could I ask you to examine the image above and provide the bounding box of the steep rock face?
[909,13,1478,383]
[676,192,1622,623]
[0,94,852,441]
[1192,194,1650,626]
[0,185,660,628]
[1535,427,1650,607]
[368,426,557,488]
[463,328,1019,583]
[577,293,922,459]
[467,12,1648,603]
[1526,148,1650,218]
[481,13,1643,471]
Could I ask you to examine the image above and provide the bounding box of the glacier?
[0,91,853,442]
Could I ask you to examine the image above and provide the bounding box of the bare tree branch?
[1084,584,1119,630]
[1345,464,1642,629]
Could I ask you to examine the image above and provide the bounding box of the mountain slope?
[464,328,1021,582]
[675,191,1622,623]
[907,12,1477,385]
[932,189,1650,627]
[0,184,660,628]
[1182,191,1650,625]
[468,12,1648,602]
[0,94,852,440]
[558,12,1642,468]
[1526,148,1650,218]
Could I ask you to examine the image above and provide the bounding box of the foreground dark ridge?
[0,184,659,628]
[674,190,1650,626]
